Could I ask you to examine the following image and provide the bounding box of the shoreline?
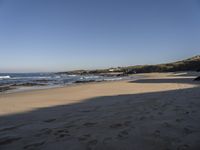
[0,74,143,95]
[1,71,197,95]
[0,72,197,96]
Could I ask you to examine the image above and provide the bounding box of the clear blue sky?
[0,0,200,73]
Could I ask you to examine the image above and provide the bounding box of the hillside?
[121,55,200,74]
[58,55,200,75]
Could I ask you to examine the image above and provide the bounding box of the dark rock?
[0,86,14,92]
[17,83,46,86]
[32,79,50,83]
[74,80,96,83]
[194,76,200,81]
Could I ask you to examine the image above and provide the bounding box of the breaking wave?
[0,75,10,79]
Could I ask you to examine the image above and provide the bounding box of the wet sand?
[0,73,200,150]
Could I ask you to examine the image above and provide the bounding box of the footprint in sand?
[84,134,91,137]
[64,124,74,129]
[78,137,87,141]
[110,123,123,128]
[83,122,97,127]
[87,139,98,150]
[118,130,129,139]
[153,107,158,111]
[23,141,45,149]
[191,110,196,113]
[124,121,132,126]
[149,115,155,119]
[44,118,56,123]
[185,111,190,114]
[88,139,98,145]
[110,120,132,129]
[54,129,70,138]
[0,136,21,145]
[176,118,184,123]
[0,124,24,132]
[177,144,189,150]
[139,116,146,120]
[56,129,69,133]
[183,127,193,135]
[78,134,91,141]
[163,122,171,128]
[145,111,150,114]
[103,137,112,144]
[153,130,161,138]
[37,128,52,136]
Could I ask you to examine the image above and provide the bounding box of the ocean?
[0,73,135,93]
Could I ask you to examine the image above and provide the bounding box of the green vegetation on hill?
[58,55,200,75]
[121,55,200,74]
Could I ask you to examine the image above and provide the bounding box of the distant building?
[108,67,121,72]
[109,69,115,72]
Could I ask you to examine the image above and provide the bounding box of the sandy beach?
[0,73,200,150]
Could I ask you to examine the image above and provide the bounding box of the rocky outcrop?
[194,76,200,81]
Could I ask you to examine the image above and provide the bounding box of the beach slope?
[0,73,200,150]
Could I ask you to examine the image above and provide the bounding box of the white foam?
[55,75,61,79]
[11,76,52,80]
[80,76,100,80]
[0,75,10,79]
[68,75,77,77]
[104,77,123,81]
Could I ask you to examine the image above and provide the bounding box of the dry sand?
[0,73,200,150]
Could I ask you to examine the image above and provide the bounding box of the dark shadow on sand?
[129,77,199,84]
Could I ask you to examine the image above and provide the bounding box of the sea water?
[0,73,137,93]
